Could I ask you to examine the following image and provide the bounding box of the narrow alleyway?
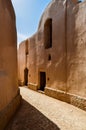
[6,87,86,130]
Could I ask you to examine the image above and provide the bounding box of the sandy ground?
[6,87,86,130]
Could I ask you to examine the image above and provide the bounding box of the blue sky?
[11,0,51,45]
[11,0,84,45]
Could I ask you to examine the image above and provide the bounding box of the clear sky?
[11,0,51,45]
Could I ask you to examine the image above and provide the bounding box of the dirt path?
[6,87,86,130]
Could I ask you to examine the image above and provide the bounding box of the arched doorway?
[40,72,46,91]
[24,68,28,86]
[44,18,52,49]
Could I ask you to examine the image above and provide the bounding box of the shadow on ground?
[5,99,60,130]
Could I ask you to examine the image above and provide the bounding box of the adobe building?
[0,0,21,129]
[18,0,86,110]
[18,39,29,86]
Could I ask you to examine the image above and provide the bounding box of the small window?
[48,54,51,61]
[44,18,52,49]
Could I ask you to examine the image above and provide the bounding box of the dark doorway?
[40,72,46,91]
[24,68,28,86]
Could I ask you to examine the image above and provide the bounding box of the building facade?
[18,0,86,110]
[0,0,21,129]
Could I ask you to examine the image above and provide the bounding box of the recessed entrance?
[24,68,28,86]
[44,18,52,49]
[40,72,46,91]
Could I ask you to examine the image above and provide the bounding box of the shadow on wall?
[5,99,60,130]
